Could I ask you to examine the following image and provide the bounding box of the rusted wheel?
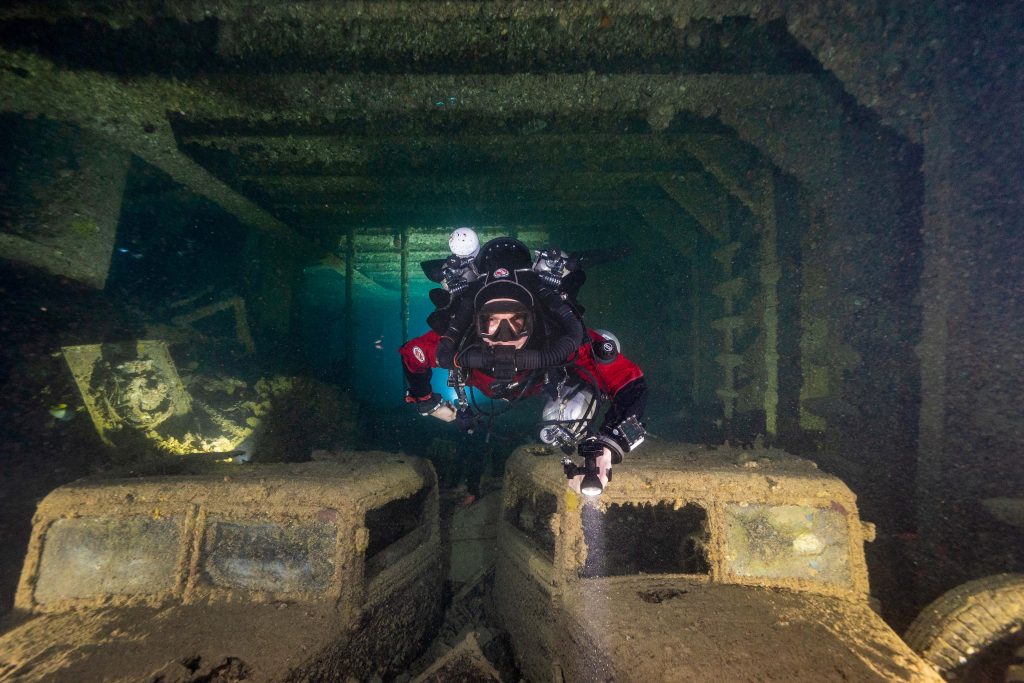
[905,573,1024,681]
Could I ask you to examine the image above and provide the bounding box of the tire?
[904,573,1024,681]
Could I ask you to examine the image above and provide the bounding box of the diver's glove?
[406,392,449,416]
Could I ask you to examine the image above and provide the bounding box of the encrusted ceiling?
[0,0,931,290]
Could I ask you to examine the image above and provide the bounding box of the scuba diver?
[400,229,647,497]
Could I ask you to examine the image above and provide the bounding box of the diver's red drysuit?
[400,328,646,451]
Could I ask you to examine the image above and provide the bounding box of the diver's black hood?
[473,269,536,311]
[430,236,586,370]
[474,237,533,274]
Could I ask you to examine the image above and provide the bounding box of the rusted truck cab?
[495,442,943,682]
[0,454,442,682]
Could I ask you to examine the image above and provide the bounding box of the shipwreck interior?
[0,0,1022,661]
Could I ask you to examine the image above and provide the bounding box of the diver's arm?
[571,334,647,461]
[399,331,441,399]
[597,376,648,461]
[566,379,645,493]
[601,376,647,432]
[403,367,433,400]
[399,332,456,422]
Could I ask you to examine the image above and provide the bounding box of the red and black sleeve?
[573,330,648,453]
[399,331,441,400]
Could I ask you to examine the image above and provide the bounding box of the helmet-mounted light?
[449,227,480,258]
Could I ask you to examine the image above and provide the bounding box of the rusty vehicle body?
[494,442,944,682]
[0,454,442,682]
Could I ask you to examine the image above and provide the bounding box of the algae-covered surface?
[560,579,943,682]
[0,454,442,682]
[724,502,852,585]
[0,602,344,682]
[497,441,942,682]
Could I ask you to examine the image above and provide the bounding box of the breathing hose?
[436,297,475,369]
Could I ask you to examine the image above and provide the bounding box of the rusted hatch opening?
[364,484,430,578]
[581,501,710,577]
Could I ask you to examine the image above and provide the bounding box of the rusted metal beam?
[0,47,314,249]
[656,173,729,242]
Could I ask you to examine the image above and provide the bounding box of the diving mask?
[475,299,534,343]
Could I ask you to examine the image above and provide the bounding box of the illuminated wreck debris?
[61,340,191,446]
[59,341,352,457]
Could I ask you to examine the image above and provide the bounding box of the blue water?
[297,266,456,407]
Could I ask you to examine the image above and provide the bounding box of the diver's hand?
[431,403,457,422]
[407,393,456,422]
[567,448,614,494]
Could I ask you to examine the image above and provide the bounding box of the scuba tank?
[422,228,482,331]
[539,382,598,454]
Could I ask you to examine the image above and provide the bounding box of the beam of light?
[580,498,611,682]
